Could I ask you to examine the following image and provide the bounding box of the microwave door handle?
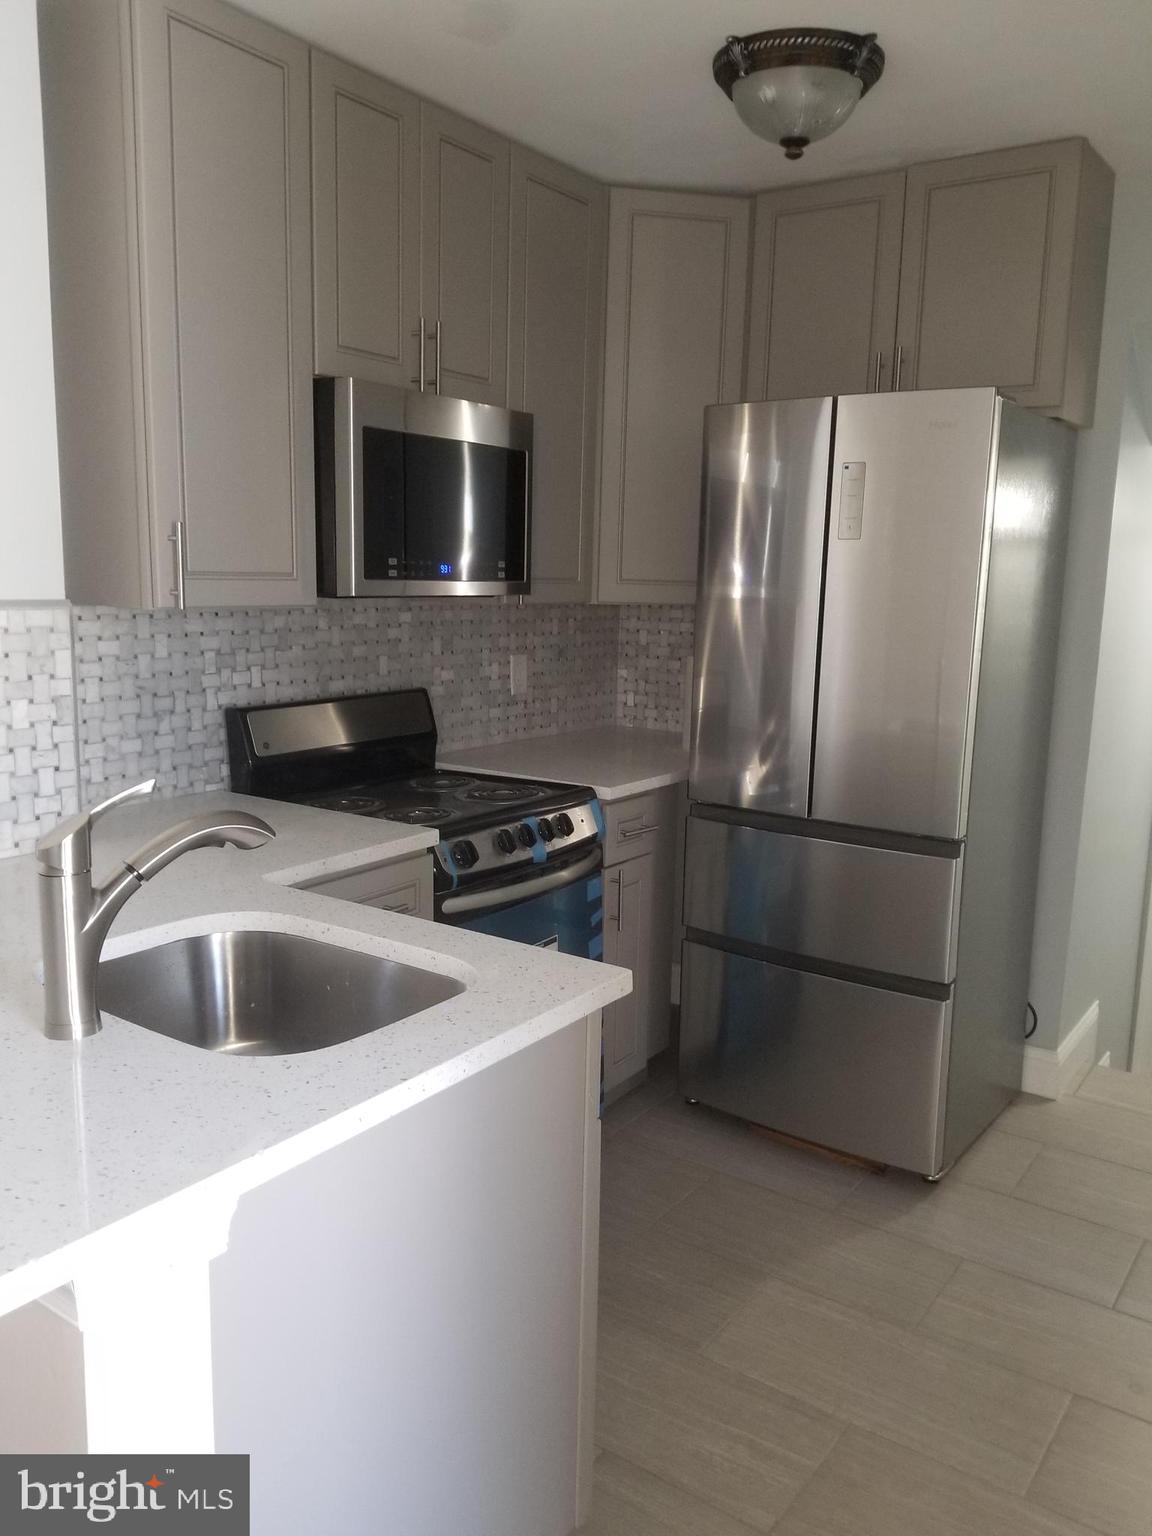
[440,848,602,916]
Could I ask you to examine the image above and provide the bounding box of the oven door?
[438,848,604,960]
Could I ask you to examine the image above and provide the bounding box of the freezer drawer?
[679,941,950,1174]
[685,814,962,982]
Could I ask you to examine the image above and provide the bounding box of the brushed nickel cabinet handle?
[433,318,442,396]
[411,313,426,391]
[168,520,186,611]
[872,350,884,392]
[619,822,659,840]
[894,344,904,392]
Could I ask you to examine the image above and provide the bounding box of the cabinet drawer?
[685,815,962,983]
[679,940,949,1173]
[603,793,664,866]
[298,854,432,918]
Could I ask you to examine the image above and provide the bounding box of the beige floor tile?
[952,1128,1043,1193]
[596,1312,841,1532]
[598,1217,769,1346]
[1030,1397,1152,1536]
[660,1172,958,1326]
[705,1276,1068,1492]
[599,1132,710,1225]
[1116,1242,1152,1321]
[632,1099,866,1208]
[772,1428,1096,1536]
[1014,1145,1152,1239]
[1077,1066,1152,1119]
[587,1452,762,1536]
[601,1062,677,1138]
[842,1166,1140,1304]
[921,1261,1152,1421]
[998,1095,1152,1174]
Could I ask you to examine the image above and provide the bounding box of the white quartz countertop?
[441,725,689,801]
[0,791,629,1313]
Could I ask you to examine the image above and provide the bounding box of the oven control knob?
[494,828,517,855]
[537,816,555,843]
[451,839,479,869]
[555,812,575,837]
[517,822,537,848]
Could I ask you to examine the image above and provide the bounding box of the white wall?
[0,0,64,601]
[1029,174,1152,1062]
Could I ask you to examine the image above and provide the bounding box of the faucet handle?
[37,779,157,877]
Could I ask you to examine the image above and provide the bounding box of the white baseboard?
[1022,1001,1100,1099]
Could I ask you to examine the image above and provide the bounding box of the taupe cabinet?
[746,171,906,400]
[601,786,679,1094]
[509,147,607,601]
[310,53,422,390]
[747,139,1112,427]
[311,61,510,407]
[40,0,316,609]
[596,189,750,605]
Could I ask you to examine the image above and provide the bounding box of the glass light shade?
[731,65,864,155]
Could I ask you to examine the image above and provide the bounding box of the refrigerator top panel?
[690,397,833,816]
[811,387,1000,840]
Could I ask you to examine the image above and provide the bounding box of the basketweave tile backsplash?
[0,600,694,856]
[0,606,80,857]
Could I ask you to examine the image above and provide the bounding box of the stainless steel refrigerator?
[681,387,1075,1177]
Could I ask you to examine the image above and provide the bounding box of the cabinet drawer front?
[685,816,961,983]
[679,941,949,1173]
[604,793,663,865]
[298,854,432,917]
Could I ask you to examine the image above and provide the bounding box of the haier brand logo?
[1,1456,248,1532]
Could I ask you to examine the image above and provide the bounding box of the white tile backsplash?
[0,599,694,856]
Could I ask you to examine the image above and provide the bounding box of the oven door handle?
[440,848,603,916]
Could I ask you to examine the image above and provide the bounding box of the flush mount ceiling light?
[713,27,885,161]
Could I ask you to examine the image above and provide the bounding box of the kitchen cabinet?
[310,52,422,389]
[295,852,433,919]
[747,139,1112,427]
[595,188,750,605]
[895,138,1113,425]
[508,146,607,601]
[420,103,511,406]
[746,172,906,400]
[601,786,680,1092]
[39,0,316,609]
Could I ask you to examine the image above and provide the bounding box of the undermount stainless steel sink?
[98,929,464,1055]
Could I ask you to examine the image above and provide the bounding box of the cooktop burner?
[409,772,477,792]
[308,793,390,816]
[460,783,548,805]
[385,805,457,827]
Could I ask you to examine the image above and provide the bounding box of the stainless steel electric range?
[225,689,605,960]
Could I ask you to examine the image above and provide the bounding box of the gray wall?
[1029,173,1152,1062]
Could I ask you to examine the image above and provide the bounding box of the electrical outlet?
[509,654,528,696]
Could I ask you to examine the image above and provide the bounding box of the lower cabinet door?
[602,852,654,1093]
[679,940,950,1173]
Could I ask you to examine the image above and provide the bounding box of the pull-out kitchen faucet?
[36,780,275,1040]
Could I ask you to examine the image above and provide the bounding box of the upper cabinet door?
[508,147,607,603]
[133,0,315,606]
[311,52,421,388]
[596,189,750,606]
[420,104,510,405]
[746,172,905,400]
[895,139,1113,424]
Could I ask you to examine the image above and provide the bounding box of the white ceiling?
[242,0,1152,189]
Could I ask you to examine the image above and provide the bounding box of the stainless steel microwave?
[314,377,533,598]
